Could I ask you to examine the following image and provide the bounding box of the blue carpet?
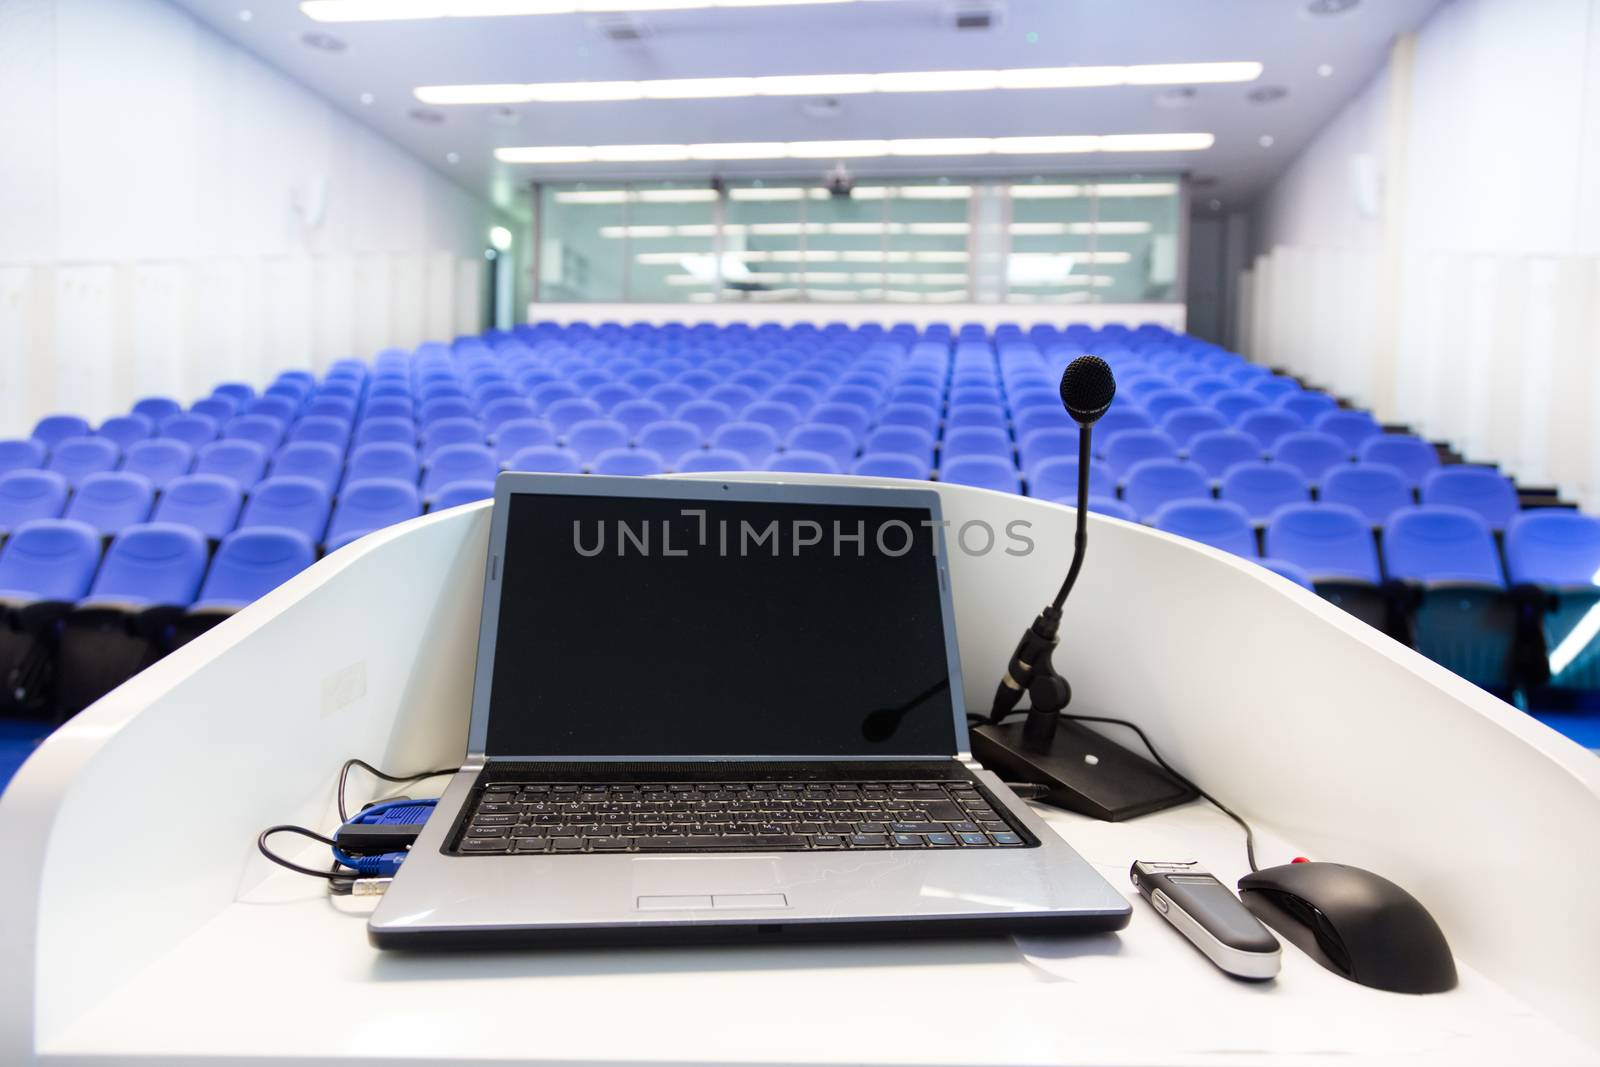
[0,721,51,796]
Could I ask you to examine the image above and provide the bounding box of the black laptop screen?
[483,491,959,758]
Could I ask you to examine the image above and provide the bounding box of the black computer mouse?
[1237,862,1457,994]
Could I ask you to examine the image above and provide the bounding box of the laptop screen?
[482,490,960,758]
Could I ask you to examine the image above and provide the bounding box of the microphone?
[968,356,1197,821]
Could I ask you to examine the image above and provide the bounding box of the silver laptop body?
[370,473,1130,948]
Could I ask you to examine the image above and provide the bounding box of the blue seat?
[288,415,351,453]
[1026,457,1115,504]
[421,444,497,500]
[132,397,183,424]
[97,415,154,452]
[1186,430,1263,479]
[1141,389,1200,424]
[675,400,734,439]
[419,397,476,426]
[711,423,781,467]
[1315,410,1382,452]
[1212,390,1269,423]
[1271,431,1352,484]
[646,383,697,412]
[306,397,357,422]
[223,415,286,454]
[637,421,705,468]
[1280,393,1340,423]
[0,439,47,477]
[939,455,1021,495]
[706,384,758,412]
[1160,408,1228,447]
[46,436,119,488]
[151,474,244,540]
[187,528,316,616]
[1096,408,1156,442]
[946,405,1008,434]
[428,481,495,510]
[810,403,871,442]
[505,445,582,474]
[769,386,820,413]
[678,449,749,473]
[361,397,414,422]
[1103,429,1178,479]
[545,398,606,435]
[120,438,193,491]
[1123,460,1211,520]
[342,442,419,491]
[63,472,154,537]
[1258,558,1315,590]
[1506,511,1600,697]
[566,419,630,465]
[480,398,537,432]
[1236,409,1306,449]
[1320,463,1413,526]
[159,413,220,450]
[1088,497,1138,521]
[83,522,210,607]
[1384,505,1514,690]
[490,419,556,466]
[785,425,858,471]
[742,401,804,439]
[420,417,486,459]
[1151,500,1257,557]
[1013,407,1069,445]
[592,449,666,477]
[942,427,1012,462]
[213,382,255,408]
[325,479,423,552]
[31,415,92,450]
[765,450,840,475]
[530,380,582,411]
[1186,375,1233,401]
[354,417,417,449]
[0,518,101,602]
[864,426,935,468]
[829,384,882,412]
[247,396,298,423]
[1251,376,1302,402]
[1217,461,1309,523]
[1421,466,1518,530]
[874,404,941,440]
[611,400,671,438]
[1265,504,1382,583]
[852,453,930,480]
[191,397,238,425]
[194,439,268,492]
[268,442,343,493]
[1359,434,1439,487]
[236,476,333,543]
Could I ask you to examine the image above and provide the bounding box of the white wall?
[1245,0,1600,509]
[0,0,499,434]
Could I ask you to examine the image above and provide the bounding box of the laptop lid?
[467,473,969,761]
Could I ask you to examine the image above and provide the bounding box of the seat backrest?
[1236,408,1307,448]
[422,444,497,497]
[1359,434,1440,486]
[1505,509,1600,587]
[1186,429,1262,479]
[1421,466,1519,529]
[1218,461,1309,521]
[809,402,871,441]
[591,449,666,477]
[1211,389,1269,423]
[0,518,102,600]
[1097,408,1156,440]
[45,436,120,487]
[194,439,268,491]
[784,424,858,468]
[1122,459,1211,520]
[646,383,697,412]
[1142,389,1200,424]
[1151,500,1257,557]
[419,397,475,425]
[1264,503,1382,583]
[248,395,298,423]
[132,397,183,424]
[0,438,47,476]
[864,425,935,465]
[343,442,419,489]
[505,445,583,475]
[223,415,286,453]
[852,453,929,480]
[361,397,414,422]
[544,397,605,434]
[942,426,1013,460]
[63,472,154,536]
[939,455,1021,494]
[159,413,221,449]
[740,400,803,438]
[676,400,735,437]
[481,398,537,431]
[151,474,244,540]
[565,419,630,463]
[196,528,316,606]
[325,478,422,548]
[1320,463,1414,526]
[1271,430,1352,483]
[237,476,333,543]
[1160,408,1228,447]
[711,422,781,465]
[97,414,155,451]
[269,441,344,491]
[678,448,749,474]
[1315,409,1383,451]
[764,450,840,475]
[31,415,92,449]
[289,415,352,451]
[1384,505,1504,585]
[420,417,486,458]
[90,522,210,605]
[120,438,194,490]
[1103,429,1179,478]
[946,405,1008,434]
[636,420,706,466]
[1027,457,1115,503]
[1280,392,1339,423]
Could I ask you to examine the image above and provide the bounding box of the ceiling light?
[358,91,375,105]
[1258,134,1275,147]
[1317,63,1335,77]
[1008,182,1179,198]
[416,62,1262,107]
[727,187,811,201]
[238,8,254,21]
[489,226,514,250]
[498,134,1213,164]
[303,0,879,21]
[446,151,460,163]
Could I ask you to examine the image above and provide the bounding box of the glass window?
[538,184,627,302]
[1005,176,1182,305]
[619,182,719,305]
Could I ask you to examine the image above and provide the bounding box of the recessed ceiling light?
[1208,198,1223,211]
[1306,0,1358,13]
[359,91,375,105]
[496,133,1214,165]
[1155,87,1196,108]
[446,152,460,164]
[415,61,1263,106]
[1317,63,1335,77]
[407,107,445,124]
[237,8,254,21]
[1258,134,1275,147]
[300,31,346,52]
[489,226,513,251]
[1247,85,1288,104]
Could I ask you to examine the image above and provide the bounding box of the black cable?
[258,825,354,881]
[337,758,457,823]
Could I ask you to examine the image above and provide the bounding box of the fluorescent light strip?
[602,222,973,237]
[670,271,970,285]
[306,0,873,21]
[499,133,1212,165]
[553,188,720,203]
[1009,221,1153,236]
[1009,182,1180,199]
[418,62,1261,104]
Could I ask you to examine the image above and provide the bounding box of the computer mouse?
[1237,861,1456,993]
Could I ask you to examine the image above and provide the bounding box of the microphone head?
[1059,355,1117,426]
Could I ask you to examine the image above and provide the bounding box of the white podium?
[4,475,1599,1065]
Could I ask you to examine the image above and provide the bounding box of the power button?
[1152,889,1171,915]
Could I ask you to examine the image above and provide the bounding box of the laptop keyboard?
[451,779,1032,855]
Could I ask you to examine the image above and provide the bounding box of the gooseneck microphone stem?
[1050,423,1094,613]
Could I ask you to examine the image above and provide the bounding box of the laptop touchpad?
[631,855,786,906]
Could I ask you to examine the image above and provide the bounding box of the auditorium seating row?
[0,319,1596,723]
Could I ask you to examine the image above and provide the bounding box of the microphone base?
[971,718,1198,823]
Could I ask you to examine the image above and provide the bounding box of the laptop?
[369,473,1131,948]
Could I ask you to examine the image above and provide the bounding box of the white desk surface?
[42,798,1596,1067]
